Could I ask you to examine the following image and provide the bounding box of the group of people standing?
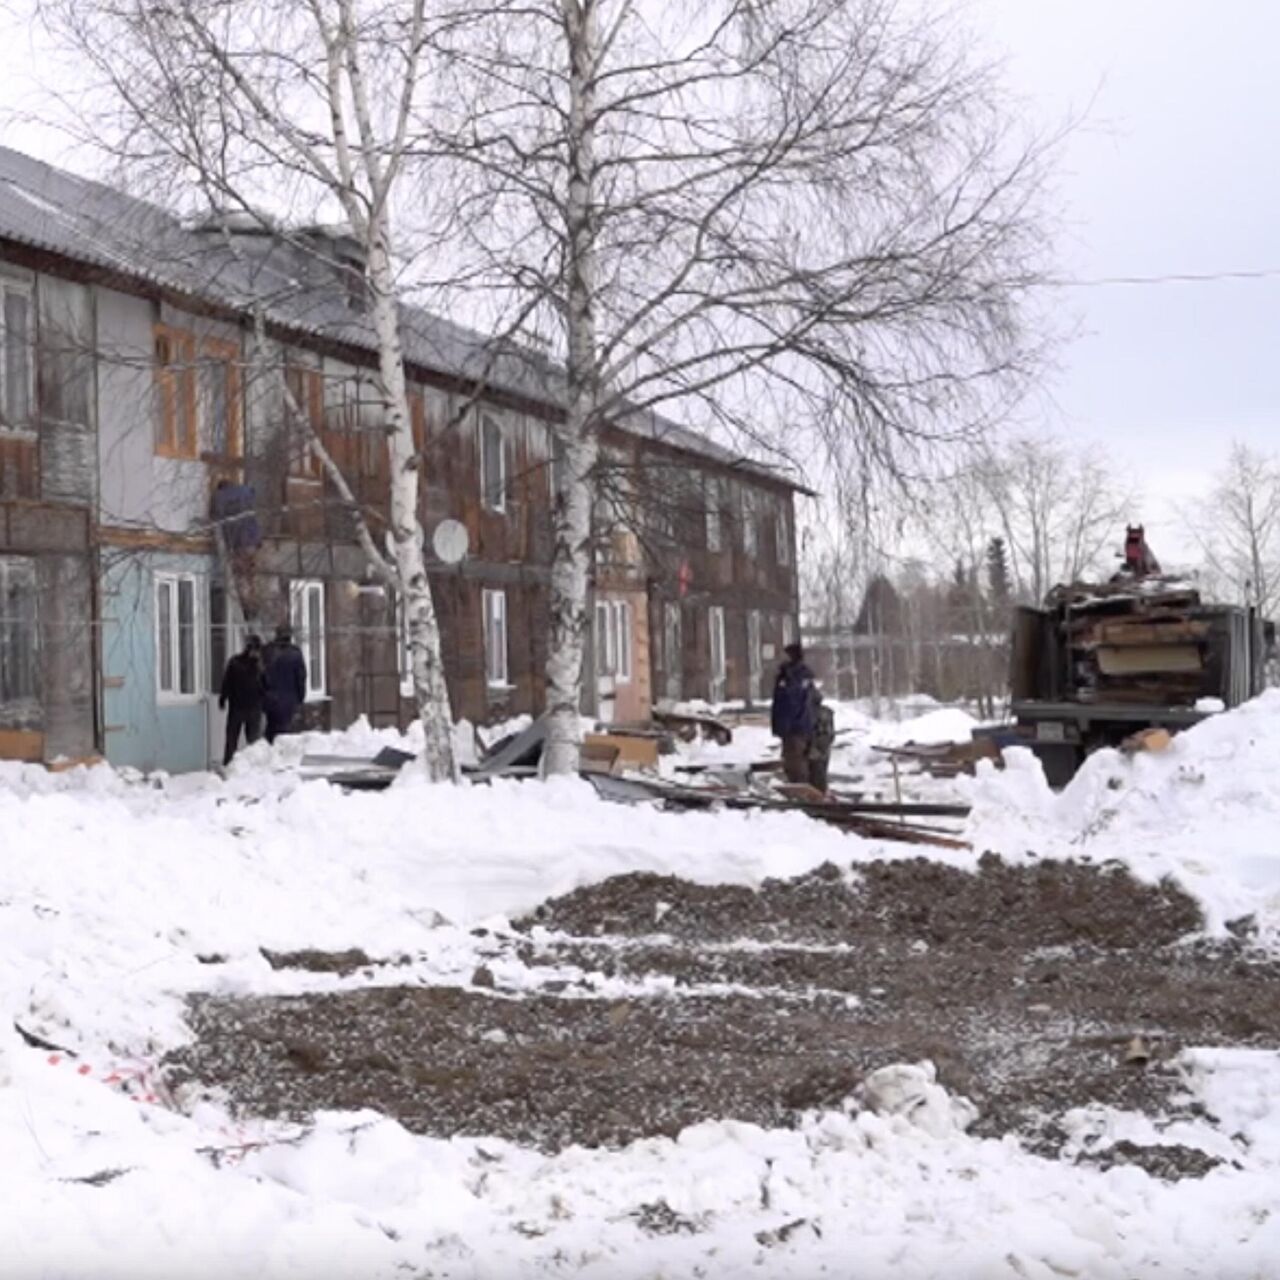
[218,626,309,765]
[770,642,835,791]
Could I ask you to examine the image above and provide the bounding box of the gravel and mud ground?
[165,854,1280,1176]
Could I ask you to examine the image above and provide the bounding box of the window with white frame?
[397,593,414,698]
[1,280,34,429]
[480,413,506,512]
[663,601,682,700]
[155,572,202,699]
[593,599,633,683]
[708,605,727,703]
[289,579,327,699]
[740,488,758,557]
[775,497,791,566]
[747,609,763,702]
[483,588,509,688]
[705,476,722,552]
[0,556,39,708]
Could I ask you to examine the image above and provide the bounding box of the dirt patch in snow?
[165,856,1280,1172]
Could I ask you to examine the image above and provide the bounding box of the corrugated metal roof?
[0,144,801,489]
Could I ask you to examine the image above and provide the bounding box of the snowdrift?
[966,689,1280,938]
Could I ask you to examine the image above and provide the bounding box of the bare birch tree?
[971,431,1132,602]
[1187,441,1280,617]
[38,0,458,778]
[421,0,1055,772]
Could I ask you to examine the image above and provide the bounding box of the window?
[154,326,198,458]
[747,609,763,702]
[663,601,683,700]
[289,580,327,699]
[39,278,92,429]
[156,572,202,699]
[550,430,568,503]
[775,498,791,567]
[284,362,324,479]
[741,488,758,557]
[594,599,632,683]
[705,476,722,552]
[0,556,38,708]
[483,588,509,688]
[397,595,414,698]
[480,413,506,512]
[1,282,34,429]
[708,606,727,703]
[199,339,241,459]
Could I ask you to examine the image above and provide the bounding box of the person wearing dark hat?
[262,623,308,744]
[771,641,816,784]
[218,633,265,765]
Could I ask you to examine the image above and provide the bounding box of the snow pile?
[4,696,1280,1275]
[966,690,1280,937]
[8,1053,1280,1278]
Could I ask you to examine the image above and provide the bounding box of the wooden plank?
[0,728,44,761]
[1096,644,1203,676]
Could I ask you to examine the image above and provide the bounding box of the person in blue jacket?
[262,623,308,743]
[771,642,816,784]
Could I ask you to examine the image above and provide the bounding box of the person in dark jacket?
[262,624,308,744]
[771,642,816,784]
[219,634,265,765]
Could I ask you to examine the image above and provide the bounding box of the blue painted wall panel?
[101,551,214,774]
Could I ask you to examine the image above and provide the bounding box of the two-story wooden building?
[0,144,804,770]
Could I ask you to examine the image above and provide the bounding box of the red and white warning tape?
[43,1052,171,1108]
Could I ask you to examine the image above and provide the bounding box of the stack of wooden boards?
[1049,581,1214,706]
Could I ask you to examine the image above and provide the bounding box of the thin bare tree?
[37,0,458,778]
[972,431,1133,602]
[1187,441,1280,617]
[422,0,1056,772]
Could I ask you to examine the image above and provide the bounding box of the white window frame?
[747,609,763,702]
[289,579,328,700]
[0,279,35,431]
[705,476,722,552]
[741,488,758,557]
[397,594,414,699]
[775,498,791,567]
[480,412,507,513]
[594,600,614,677]
[483,588,509,689]
[663,601,683,700]
[708,605,727,703]
[155,572,204,702]
[593,599,633,684]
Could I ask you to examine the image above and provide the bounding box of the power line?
[1049,266,1280,289]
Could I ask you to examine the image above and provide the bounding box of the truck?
[1008,527,1272,786]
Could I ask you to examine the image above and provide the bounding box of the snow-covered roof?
[0,144,802,491]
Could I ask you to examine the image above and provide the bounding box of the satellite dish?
[432,518,470,565]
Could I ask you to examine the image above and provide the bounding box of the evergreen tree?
[987,537,1012,603]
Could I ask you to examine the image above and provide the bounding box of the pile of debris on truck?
[1010,526,1272,784]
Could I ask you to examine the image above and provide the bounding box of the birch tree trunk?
[367,223,457,780]
[543,0,601,777]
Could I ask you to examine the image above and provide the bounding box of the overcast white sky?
[1,0,1276,565]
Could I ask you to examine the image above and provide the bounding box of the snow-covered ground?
[4,694,1280,1277]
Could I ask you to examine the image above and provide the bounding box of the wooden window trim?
[201,336,243,462]
[154,325,198,460]
[285,363,325,481]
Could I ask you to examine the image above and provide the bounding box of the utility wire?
[1047,266,1280,288]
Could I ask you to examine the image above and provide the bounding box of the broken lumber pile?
[1056,581,1214,707]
